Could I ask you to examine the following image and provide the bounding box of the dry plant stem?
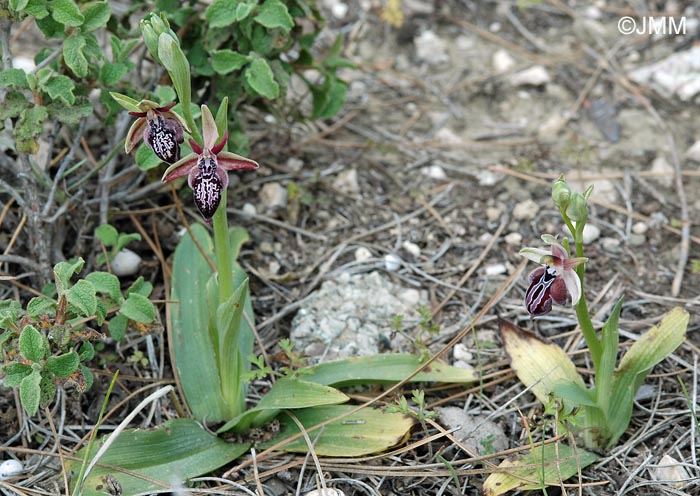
[44,406,69,495]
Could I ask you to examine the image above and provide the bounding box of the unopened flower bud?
[141,13,179,65]
[551,176,571,209]
[566,191,588,222]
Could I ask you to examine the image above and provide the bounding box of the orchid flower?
[125,100,188,164]
[161,105,259,223]
[520,237,588,316]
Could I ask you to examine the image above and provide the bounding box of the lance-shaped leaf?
[483,442,599,495]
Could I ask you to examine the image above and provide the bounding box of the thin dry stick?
[44,406,69,495]
[250,448,266,496]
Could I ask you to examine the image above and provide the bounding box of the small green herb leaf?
[0,91,31,120]
[205,0,238,28]
[81,1,110,32]
[20,370,42,416]
[26,296,57,319]
[19,325,46,362]
[108,314,128,341]
[46,350,80,378]
[95,224,118,246]
[51,0,84,26]
[63,33,88,77]
[0,69,30,89]
[65,279,98,317]
[15,105,48,154]
[3,362,32,387]
[86,272,122,301]
[43,75,75,105]
[53,258,84,297]
[254,0,294,32]
[210,50,249,75]
[120,294,155,323]
[245,58,279,99]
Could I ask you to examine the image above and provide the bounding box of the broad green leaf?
[80,1,110,32]
[0,91,31,120]
[39,372,57,409]
[10,0,30,12]
[35,14,64,38]
[63,33,88,77]
[254,0,293,32]
[109,91,142,112]
[218,378,350,433]
[500,319,586,405]
[20,370,42,416]
[303,354,477,387]
[125,276,153,298]
[119,294,155,323]
[79,341,95,361]
[216,279,248,412]
[483,443,598,495]
[312,78,347,120]
[210,49,249,75]
[26,296,56,319]
[235,2,256,20]
[69,419,249,496]
[85,272,121,300]
[99,61,128,85]
[94,224,118,246]
[66,279,97,317]
[108,314,127,341]
[14,105,48,154]
[244,58,279,99]
[46,350,79,378]
[0,69,29,89]
[46,99,93,125]
[205,0,238,28]
[115,233,141,253]
[19,324,46,362]
[51,0,84,26]
[596,297,622,412]
[24,0,49,18]
[43,75,75,105]
[261,405,416,456]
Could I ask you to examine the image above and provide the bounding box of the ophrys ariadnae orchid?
[125,100,188,164]
[161,105,259,223]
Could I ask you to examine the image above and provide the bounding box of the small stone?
[650,155,674,187]
[492,49,515,74]
[12,56,34,72]
[333,169,360,196]
[504,232,522,246]
[414,30,449,64]
[581,224,601,244]
[268,260,281,275]
[652,455,690,488]
[486,207,502,222]
[259,182,288,210]
[400,288,421,305]
[259,241,274,254]
[384,253,401,272]
[601,237,621,253]
[477,170,500,186]
[111,249,141,277]
[510,65,550,86]
[685,140,700,162]
[421,164,448,180]
[513,199,539,220]
[331,1,348,18]
[436,407,508,455]
[402,241,421,257]
[241,202,257,218]
[286,157,304,171]
[485,263,507,276]
[354,247,372,262]
[453,343,472,362]
[0,459,22,480]
[632,222,648,235]
[628,233,646,246]
[434,127,462,144]
[538,112,569,141]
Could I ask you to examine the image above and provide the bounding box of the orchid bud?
[566,191,588,223]
[141,13,178,65]
[551,176,571,210]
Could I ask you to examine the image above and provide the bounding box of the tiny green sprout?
[128,350,149,367]
[417,306,439,335]
[241,355,273,382]
[480,434,496,454]
[551,175,571,210]
[391,314,404,331]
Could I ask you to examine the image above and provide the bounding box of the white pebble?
[685,140,700,162]
[400,288,421,305]
[632,222,648,235]
[111,249,141,277]
[421,164,448,180]
[0,459,22,480]
[513,199,539,220]
[402,241,421,257]
[492,49,515,74]
[259,182,288,210]
[485,263,507,276]
[504,232,522,246]
[383,253,402,272]
[241,202,257,218]
[581,224,601,244]
[354,246,372,262]
[453,343,472,362]
[333,169,360,196]
[510,65,551,86]
[414,30,449,64]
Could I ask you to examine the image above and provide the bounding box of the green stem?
[212,194,232,304]
[563,214,602,371]
[180,102,203,146]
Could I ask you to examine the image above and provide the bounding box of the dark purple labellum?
[190,156,225,222]
[144,115,184,164]
[525,266,564,316]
